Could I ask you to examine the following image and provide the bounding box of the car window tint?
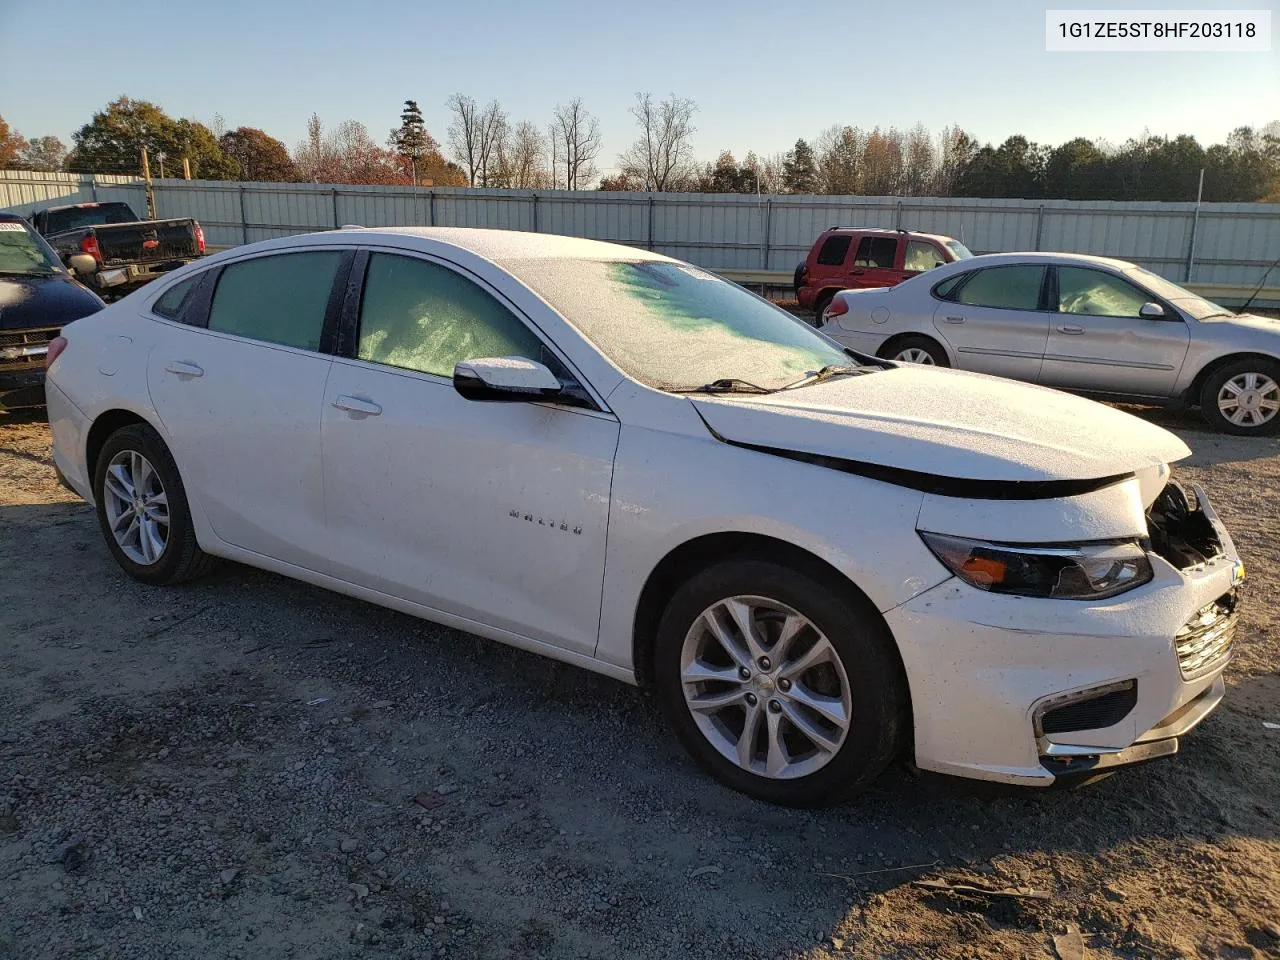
[854,236,897,268]
[904,240,941,272]
[208,252,341,350]
[815,235,851,266]
[933,273,967,299]
[357,253,545,378]
[955,265,1045,310]
[152,275,199,319]
[1057,266,1150,318]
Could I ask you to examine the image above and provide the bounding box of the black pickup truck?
[29,201,205,299]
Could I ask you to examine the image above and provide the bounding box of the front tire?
[1199,358,1280,435]
[93,423,217,585]
[654,558,907,807]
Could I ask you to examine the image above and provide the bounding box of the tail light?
[825,297,849,319]
[80,235,102,263]
[195,224,205,254]
[47,336,68,368]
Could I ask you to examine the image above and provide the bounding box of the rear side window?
[357,253,545,378]
[152,276,199,320]
[207,252,342,351]
[854,236,897,268]
[933,273,968,299]
[815,235,852,266]
[954,265,1046,311]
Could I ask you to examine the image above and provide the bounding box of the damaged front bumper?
[888,478,1241,787]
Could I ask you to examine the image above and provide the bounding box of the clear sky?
[2,0,1276,172]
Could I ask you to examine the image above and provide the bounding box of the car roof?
[939,251,1138,270]
[200,226,676,267]
[823,227,957,244]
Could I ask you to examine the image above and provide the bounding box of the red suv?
[794,227,973,319]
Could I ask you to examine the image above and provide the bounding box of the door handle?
[849,269,865,276]
[164,361,204,378]
[943,316,966,324]
[332,395,382,417]
[1058,324,1085,335]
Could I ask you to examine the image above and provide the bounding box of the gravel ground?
[0,407,1277,960]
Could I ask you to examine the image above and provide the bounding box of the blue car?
[0,212,104,411]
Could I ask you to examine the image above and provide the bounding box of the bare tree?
[902,123,936,196]
[498,121,549,189]
[446,94,482,186]
[550,99,601,190]
[618,93,697,192]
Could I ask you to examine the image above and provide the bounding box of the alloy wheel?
[680,595,852,780]
[102,450,170,566]
[1217,372,1280,428]
[894,347,936,365]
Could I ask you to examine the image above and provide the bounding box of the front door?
[145,249,346,572]
[931,263,1050,381]
[1038,266,1191,397]
[321,251,619,656]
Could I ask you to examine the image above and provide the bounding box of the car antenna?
[1239,251,1280,313]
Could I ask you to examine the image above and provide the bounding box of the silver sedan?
[821,252,1280,435]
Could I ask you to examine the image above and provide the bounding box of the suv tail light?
[80,235,102,263]
[194,223,205,254]
[825,297,849,319]
[47,336,68,368]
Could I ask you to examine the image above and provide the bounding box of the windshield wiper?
[678,378,775,395]
[780,364,869,390]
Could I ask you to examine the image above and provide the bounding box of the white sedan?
[45,228,1243,806]
[820,252,1280,435]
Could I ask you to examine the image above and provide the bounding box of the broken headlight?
[918,533,1154,600]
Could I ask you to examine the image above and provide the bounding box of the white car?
[819,252,1280,435]
[44,228,1243,806]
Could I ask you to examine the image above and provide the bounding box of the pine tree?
[391,100,437,185]
[781,138,819,194]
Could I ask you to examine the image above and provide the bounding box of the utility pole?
[140,147,156,219]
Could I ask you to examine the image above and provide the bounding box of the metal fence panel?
[3,171,1275,290]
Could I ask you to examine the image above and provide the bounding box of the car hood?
[1201,311,1280,336]
[0,273,104,330]
[691,365,1190,484]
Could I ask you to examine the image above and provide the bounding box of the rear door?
[1037,266,1191,397]
[849,235,902,287]
[930,264,1050,380]
[145,248,350,572]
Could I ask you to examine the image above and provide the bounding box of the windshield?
[44,203,136,233]
[946,240,974,260]
[1124,266,1234,320]
[0,221,64,277]
[511,259,852,392]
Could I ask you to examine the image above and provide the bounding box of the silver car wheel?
[895,347,936,365]
[1217,372,1280,428]
[680,595,852,780]
[102,450,170,566]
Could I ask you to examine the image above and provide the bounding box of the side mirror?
[934,260,945,269]
[453,357,563,403]
[1139,302,1166,320]
[68,254,97,276]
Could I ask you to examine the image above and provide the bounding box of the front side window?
[954,265,1045,311]
[508,258,851,392]
[854,236,898,268]
[1057,267,1154,319]
[207,251,342,351]
[357,253,545,378]
[904,240,942,273]
[815,235,852,266]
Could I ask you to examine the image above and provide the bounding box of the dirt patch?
[0,410,1277,959]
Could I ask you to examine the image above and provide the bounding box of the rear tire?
[812,291,834,326]
[654,558,907,807]
[92,423,218,585]
[878,334,950,367]
[1198,358,1280,435]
